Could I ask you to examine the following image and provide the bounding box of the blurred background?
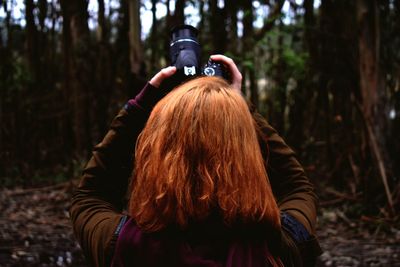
[0,0,399,266]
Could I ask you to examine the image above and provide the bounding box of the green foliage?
[243,9,253,19]
[282,48,307,77]
[256,23,307,80]
[242,59,254,71]
[0,53,32,95]
[255,22,308,132]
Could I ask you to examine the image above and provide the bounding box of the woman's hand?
[149,66,177,88]
[210,55,243,94]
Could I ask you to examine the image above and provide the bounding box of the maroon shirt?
[111,216,280,267]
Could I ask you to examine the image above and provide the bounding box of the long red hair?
[129,76,280,234]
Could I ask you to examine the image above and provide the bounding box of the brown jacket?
[70,83,321,266]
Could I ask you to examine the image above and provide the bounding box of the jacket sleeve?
[69,83,162,267]
[252,112,317,233]
[251,111,322,266]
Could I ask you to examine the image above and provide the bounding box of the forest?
[0,0,400,266]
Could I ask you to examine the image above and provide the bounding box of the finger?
[210,55,242,92]
[149,66,177,88]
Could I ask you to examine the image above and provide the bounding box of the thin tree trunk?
[165,0,184,37]
[49,0,57,81]
[3,0,13,48]
[225,0,238,55]
[0,1,4,49]
[96,0,112,137]
[38,0,48,87]
[198,0,205,31]
[173,0,185,25]
[357,0,394,214]
[0,0,5,156]
[60,0,93,157]
[164,0,172,62]
[209,0,227,54]
[166,0,170,16]
[242,0,258,107]
[128,0,142,75]
[313,0,347,170]
[25,0,39,80]
[358,1,379,119]
[274,20,287,133]
[150,0,158,71]
[97,0,107,43]
[60,0,71,101]
[38,0,47,31]
[60,0,74,167]
[286,0,316,147]
[304,0,317,64]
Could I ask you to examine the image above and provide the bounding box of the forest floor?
[0,182,399,267]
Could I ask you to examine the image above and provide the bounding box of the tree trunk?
[60,0,71,101]
[114,0,142,99]
[198,0,205,31]
[304,0,317,64]
[0,1,5,159]
[275,21,286,134]
[128,0,142,75]
[225,0,238,55]
[357,0,394,213]
[209,0,227,54]
[38,0,48,87]
[38,0,47,31]
[0,1,5,48]
[60,0,93,157]
[25,0,39,81]
[242,0,258,108]
[49,0,57,85]
[358,1,379,119]
[166,0,170,16]
[286,0,316,148]
[313,0,348,171]
[97,0,107,42]
[150,0,159,71]
[163,0,172,61]
[3,0,13,47]
[173,0,185,25]
[96,0,112,138]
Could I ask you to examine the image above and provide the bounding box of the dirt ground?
[0,183,399,267]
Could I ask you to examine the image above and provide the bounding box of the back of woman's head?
[130,76,280,232]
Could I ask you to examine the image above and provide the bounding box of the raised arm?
[210,54,317,231]
[69,67,176,266]
[253,112,317,231]
[211,54,321,265]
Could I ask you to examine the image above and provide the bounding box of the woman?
[70,55,321,267]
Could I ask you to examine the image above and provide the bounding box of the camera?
[168,25,229,84]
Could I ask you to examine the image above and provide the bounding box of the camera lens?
[169,25,201,71]
[171,25,199,43]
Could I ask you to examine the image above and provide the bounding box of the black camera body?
[168,25,229,85]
